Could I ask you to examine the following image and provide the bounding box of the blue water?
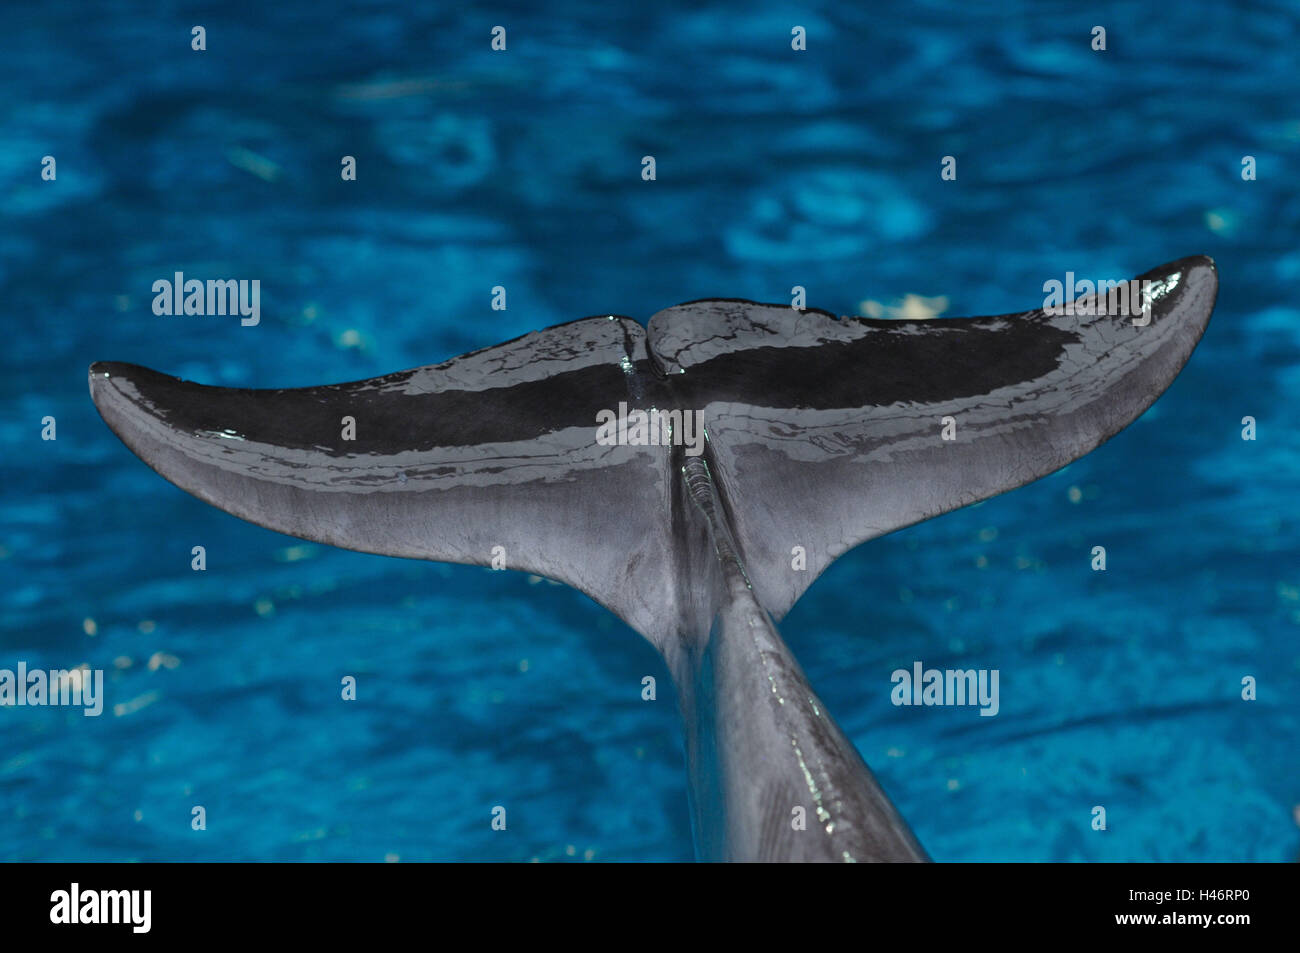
[2,0,1297,862]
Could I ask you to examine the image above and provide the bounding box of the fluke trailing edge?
[89,255,1218,862]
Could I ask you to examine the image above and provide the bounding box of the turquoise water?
[2,0,1297,861]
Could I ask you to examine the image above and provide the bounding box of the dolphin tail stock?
[89,256,1217,862]
[673,451,930,861]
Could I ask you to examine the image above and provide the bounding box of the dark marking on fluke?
[668,316,1077,410]
[96,359,645,454]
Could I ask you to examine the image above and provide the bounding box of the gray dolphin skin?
[89,255,1217,862]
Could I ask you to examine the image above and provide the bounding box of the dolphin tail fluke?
[646,255,1217,622]
[90,257,1216,648]
[88,316,690,643]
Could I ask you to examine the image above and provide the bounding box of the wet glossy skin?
[89,256,1217,862]
[677,454,928,860]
